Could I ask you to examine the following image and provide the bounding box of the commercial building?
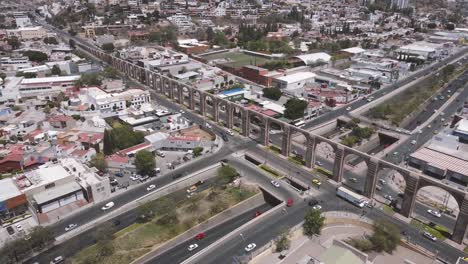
[78,87,151,114]
[453,119,468,143]
[0,178,28,222]
[0,56,32,72]
[289,52,331,67]
[19,75,80,99]
[14,158,110,218]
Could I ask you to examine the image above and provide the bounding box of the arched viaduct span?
[78,44,468,243]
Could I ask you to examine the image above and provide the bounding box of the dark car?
[172,173,182,180]
[6,226,14,235]
[308,199,319,207]
[113,219,121,226]
[114,172,124,178]
[222,134,229,142]
[194,180,205,186]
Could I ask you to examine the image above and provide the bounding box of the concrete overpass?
[78,43,468,243]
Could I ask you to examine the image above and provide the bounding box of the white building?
[398,42,441,60]
[79,87,151,114]
[167,13,195,31]
[273,72,316,90]
[1,56,32,72]
[19,75,80,99]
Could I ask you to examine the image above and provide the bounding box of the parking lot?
[0,216,37,247]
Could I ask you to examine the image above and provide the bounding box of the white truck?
[336,186,368,208]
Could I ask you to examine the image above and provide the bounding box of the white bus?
[293,120,305,127]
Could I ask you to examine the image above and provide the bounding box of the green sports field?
[201,51,271,68]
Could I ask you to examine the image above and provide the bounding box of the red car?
[195,233,205,240]
[287,199,294,207]
[255,211,262,217]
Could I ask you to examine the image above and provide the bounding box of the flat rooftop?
[0,178,22,201]
[33,181,82,205]
[410,147,468,177]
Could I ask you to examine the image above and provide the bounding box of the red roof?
[49,115,73,122]
[106,153,129,164]
[167,136,201,141]
[78,133,104,144]
[117,142,151,155]
[71,149,89,157]
[28,129,43,138]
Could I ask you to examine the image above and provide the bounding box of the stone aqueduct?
[79,44,468,243]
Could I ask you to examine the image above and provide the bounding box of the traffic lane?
[150,203,273,264]
[50,145,237,236]
[27,201,139,264]
[201,202,308,264]
[226,158,300,200]
[413,202,456,231]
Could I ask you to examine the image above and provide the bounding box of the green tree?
[103,129,114,155]
[97,240,114,257]
[0,72,6,81]
[22,50,48,63]
[7,37,20,49]
[43,37,58,45]
[43,105,51,114]
[135,150,156,176]
[89,153,108,172]
[193,147,203,157]
[275,231,291,252]
[103,67,119,79]
[369,219,400,253]
[102,43,115,52]
[303,209,325,236]
[206,27,215,41]
[28,226,54,250]
[217,165,239,184]
[75,73,102,87]
[16,72,37,78]
[51,65,61,75]
[284,98,308,120]
[262,87,283,100]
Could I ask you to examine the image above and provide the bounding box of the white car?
[379,179,386,185]
[50,256,65,264]
[227,129,234,136]
[147,184,156,191]
[65,224,78,232]
[315,161,323,166]
[188,243,199,251]
[346,107,352,111]
[130,175,140,181]
[101,201,115,211]
[245,243,257,252]
[423,231,437,242]
[271,180,280,188]
[427,209,442,218]
[312,205,322,210]
[384,194,393,201]
[179,110,185,114]
[206,123,212,129]
[16,224,23,232]
[411,140,417,145]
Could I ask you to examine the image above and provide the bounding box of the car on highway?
[427,209,442,218]
[226,129,234,136]
[271,180,280,188]
[287,199,294,207]
[433,130,439,135]
[315,161,323,166]
[6,226,14,235]
[245,243,257,252]
[384,194,393,201]
[312,179,322,186]
[195,233,205,240]
[114,172,124,178]
[64,224,78,232]
[188,244,199,251]
[50,256,65,264]
[423,231,437,242]
[101,201,115,211]
[187,185,198,193]
[312,204,322,210]
[349,177,358,183]
[379,179,386,185]
[411,140,417,145]
[308,199,319,207]
[255,211,262,217]
[206,123,212,129]
[155,167,161,174]
[179,110,185,114]
[147,184,156,191]
[346,106,352,111]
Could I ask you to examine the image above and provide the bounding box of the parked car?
[130,175,140,181]
[244,243,257,252]
[114,172,124,178]
[346,106,352,111]
[427,209,442,218]
[271,180,280,188]
[195,233,205,240]
[50,256,64,264]
[172,173,182,179]
[147,184,156,191]
[222,134,229,142]
[65,224,78,232]
[423,231,437,242]
[349,177,358,183]
[16,224,23,232]
[139,175,149,182]
[6,226,14,235]
[188,244,199,251]
[110,178,118,186]
[155,168,161,174]
[101,201,115,211]
[312,205,322,210]
[378,179,386,185]
[187,185,198,193]
[156,150,165,157]
[312,179,321,186]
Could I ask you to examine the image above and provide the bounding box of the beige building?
[6,26,47,40]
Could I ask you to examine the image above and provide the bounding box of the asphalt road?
[196,153,467,264]
[149,203,273,264]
